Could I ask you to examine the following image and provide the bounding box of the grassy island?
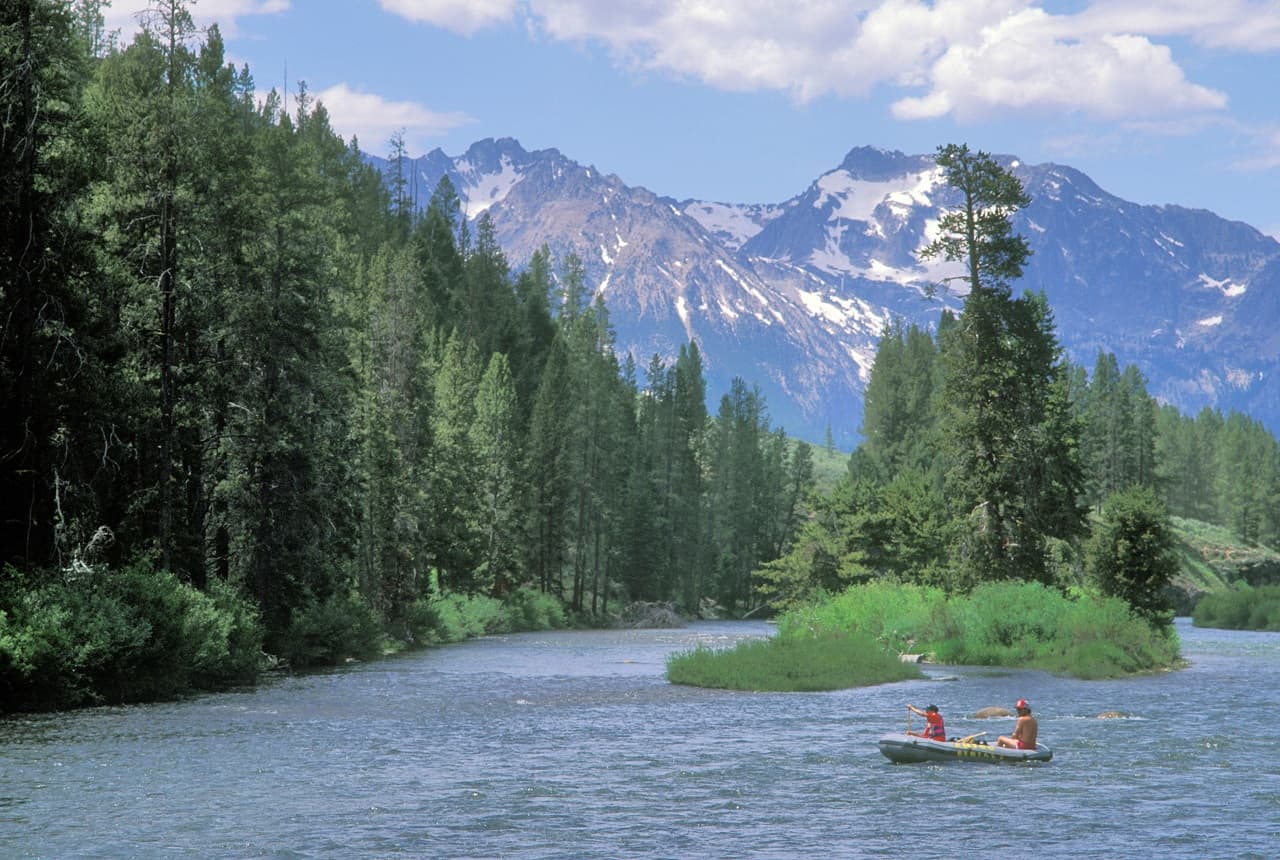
[666,581,1182,692]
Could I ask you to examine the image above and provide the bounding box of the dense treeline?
[0,1,811,710]
[759,143,1280,635]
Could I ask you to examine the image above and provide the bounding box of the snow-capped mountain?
[369,139,1280,446]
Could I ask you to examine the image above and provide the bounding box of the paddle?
[956,731,987,744]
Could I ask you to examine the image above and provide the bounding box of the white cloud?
[313,84,475,152]
[375,0,1264,122]
[891,10,1228,121]
[1072,0,1280,52]
[377,0,518,35]
[104,0,288,39]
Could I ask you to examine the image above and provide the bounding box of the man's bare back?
[997,700,1038,749]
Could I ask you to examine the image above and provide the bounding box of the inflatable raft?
[878,732,1052,764]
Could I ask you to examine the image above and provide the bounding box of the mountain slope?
[370,139,1280,446]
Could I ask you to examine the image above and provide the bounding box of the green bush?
[500,587,568,632]
[405,592,506,644]
[666,630,921,692]
[276,591,384,669]
[0,562,265,712]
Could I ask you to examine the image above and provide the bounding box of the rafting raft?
[878,732,1052,764]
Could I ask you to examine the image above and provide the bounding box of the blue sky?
[106,1,1280,237]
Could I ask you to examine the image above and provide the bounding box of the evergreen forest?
[1,1,814,709]
[756,145,1280,630]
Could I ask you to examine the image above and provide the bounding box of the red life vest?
[924,712,945,740]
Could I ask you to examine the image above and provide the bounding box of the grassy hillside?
[808,443,849,491]
[1170,516,1280,600]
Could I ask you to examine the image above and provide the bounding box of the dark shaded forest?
[1,1,813,708]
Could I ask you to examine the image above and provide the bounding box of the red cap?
[1015,699,1030,710]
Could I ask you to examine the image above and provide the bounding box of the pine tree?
[525,336,572,596]
[82,1,207,576]
[922,144,1085,587]
[427,331,483,594]
[0,0,109,570]
[471,353,524,595]
[1086,485,1177,626]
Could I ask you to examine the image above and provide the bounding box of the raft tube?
[878,732,1052,764]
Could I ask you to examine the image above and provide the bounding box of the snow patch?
[797,289,849,327]
[683,201,777,249]
[600,244,613,266]
[674,295,692,334]
[1198,314,1223,327]
[1199,273,1247,297]
[459,155,522,218]
[715,259,771,308]
[1226,366,1258,389]
[813,169,937,223]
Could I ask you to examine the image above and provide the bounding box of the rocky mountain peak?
[370,139,1280,446]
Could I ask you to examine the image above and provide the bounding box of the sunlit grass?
[1193,583,1280,631]
[780,581,1183,680]
[665,631,922,691]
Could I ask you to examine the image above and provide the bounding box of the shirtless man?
[996,699,1038,749]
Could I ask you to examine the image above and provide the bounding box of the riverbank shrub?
[404,587,569,646]
[1193,584,1280,631]
[406,592,503,644]
[777,581,1181,680]
[276,592,384,669]
[666,630,921,692]
[499,586,569,631]
[0,562,265,712]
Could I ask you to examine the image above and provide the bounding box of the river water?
[2,618,1277,859]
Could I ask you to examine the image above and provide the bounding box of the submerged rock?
[974,706,1013,718]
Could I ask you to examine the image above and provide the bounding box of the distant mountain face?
[368,138,1280,446]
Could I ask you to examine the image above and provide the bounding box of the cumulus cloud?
[377,0,519,35]
[312,84,475,151]
[377,0,1261,122]
[890,8,1228,121]
[1072,0,1280,53]
[104,0,289,39]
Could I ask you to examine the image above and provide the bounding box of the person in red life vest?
[906,703,946,740]
[997,699,1038,749]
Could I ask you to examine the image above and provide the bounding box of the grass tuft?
[666,630,921,691]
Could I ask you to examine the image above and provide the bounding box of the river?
[2,618,1277,858]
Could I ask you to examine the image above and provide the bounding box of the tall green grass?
[666,630,921,691]
[779,581,1181,680]
[1193,584,1280,631]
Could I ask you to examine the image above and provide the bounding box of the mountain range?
[369,138,1280,447]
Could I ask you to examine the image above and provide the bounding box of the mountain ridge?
[368,139,1280,446]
